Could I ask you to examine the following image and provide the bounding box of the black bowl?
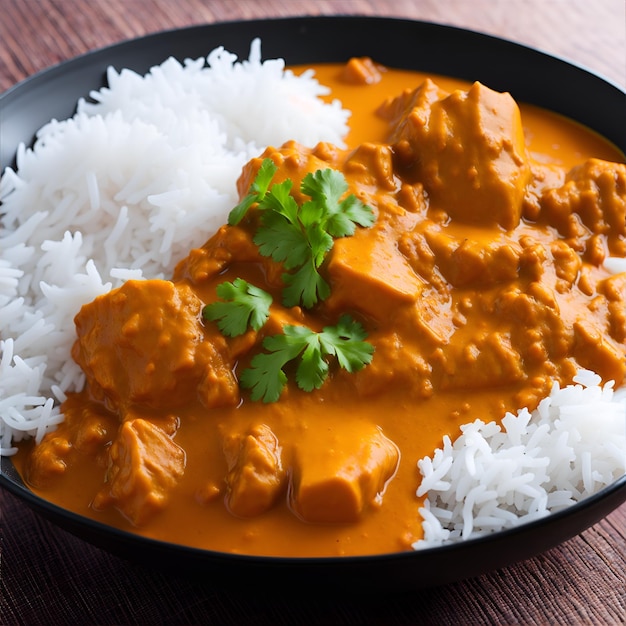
[1,16,625,591]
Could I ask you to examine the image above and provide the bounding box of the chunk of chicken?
[222,424,286,518]
[383,79,531,230]
[72,279,240,413]
[539,158,626,257]
[432,330,526,391]
[339,56,383,85]
[422,228,522,288]
[290,423,399,524]
[325,224,423,321]
[93,418,185,525]
[25,399,116,489]
[173,223,264,286]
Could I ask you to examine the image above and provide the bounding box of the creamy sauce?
[14,61,625,557]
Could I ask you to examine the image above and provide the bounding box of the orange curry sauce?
[15,61,626,557]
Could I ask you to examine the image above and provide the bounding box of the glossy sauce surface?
[15,62,625,557]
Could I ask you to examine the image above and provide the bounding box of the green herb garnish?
[228,158,278,226]
[213,160,377,401]
[202,278,272,337]
[228,159,375,308]
[239,315,375,403]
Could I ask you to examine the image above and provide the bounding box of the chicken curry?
[17,59,626,557]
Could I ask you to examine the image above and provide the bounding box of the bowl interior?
[1,16,625,590]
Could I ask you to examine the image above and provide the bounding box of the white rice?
[414,370,626,548]
[0,39,349,455]
[1,40,624,544]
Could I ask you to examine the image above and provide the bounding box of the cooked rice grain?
[414,370,626,548]
[1,42,624,546]
[0,39,349,454]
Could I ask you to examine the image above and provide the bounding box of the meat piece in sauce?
[539,158,626,258]
[339,56,383,85]
[597,272,626,344]
[324,222,424,321]
[422,230,522,288]
[222,423,286,518]
[381,79,532,230]
[93,418,185,525]
[173,223,264,286]
[23,69,625,547]
[72,279,241,413]
[290,423,399,523]
[25,399,117,489]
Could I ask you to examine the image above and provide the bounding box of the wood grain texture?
[1,0,624,91]
[1,1,625,625]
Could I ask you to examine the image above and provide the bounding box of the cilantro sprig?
[228,159,375,308]
[228,158,278,226]
[202,281,375,403]
[202,278,272,337]
[205,160,377,402]
[239,315,375,403]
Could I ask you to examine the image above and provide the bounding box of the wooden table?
[1,1,625,624]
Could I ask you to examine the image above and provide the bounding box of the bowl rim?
[1,14,625,587]
[2,454,625,566]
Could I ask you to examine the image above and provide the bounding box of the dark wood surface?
[1,1,625,624]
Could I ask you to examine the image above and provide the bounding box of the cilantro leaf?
[300,168,349,216]
[294,331,329,392]
[324,193,376,238]
[239,354,288,403]
[227,193,257,227]
[282,256,331,309]
[228,159,278,225]
[254,211,310,270]
[202,278,272,337]
[239,331,305,402]
[300,168,375,237]
[258,179,299,223]
[318,314,374,372]
[252,158,279,197]
[230,159,375,309]
[239,316,374,402]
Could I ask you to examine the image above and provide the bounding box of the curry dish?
[18,60,626,556]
